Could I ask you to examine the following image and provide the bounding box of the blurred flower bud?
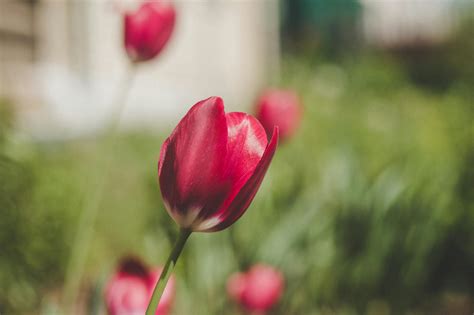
[256,89,302,142]
[124,1,176,63]
[105,257,175,315]
[227,264,284,312]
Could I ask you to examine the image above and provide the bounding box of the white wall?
[16,0,279,139]
[361,0,462,47]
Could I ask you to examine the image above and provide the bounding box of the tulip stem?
[228,228,248,270]
[62,64,136,312]
[146,228,191,315]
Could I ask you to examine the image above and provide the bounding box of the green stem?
[146,228,191,315]
[62,65,136,312]
[228,228,248,270]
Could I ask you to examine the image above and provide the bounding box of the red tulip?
[227,264,284,312]
[255,89,302,141]
[158,96,279,232]
[124,1,176,63]
[105,257,175,315]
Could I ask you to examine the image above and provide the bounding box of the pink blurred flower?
[105,257,175,315]
[158,96,279,232]
[124,1,176,63]
[227,264,284,312]
[255,89,302,142]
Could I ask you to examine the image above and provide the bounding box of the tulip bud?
[105,257,175,315]
[158,97,279,232]
[255,89,302,142]
[124,1,176,63]
[227,264,284,312]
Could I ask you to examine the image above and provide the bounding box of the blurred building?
[280,0,470,53]
[361,0,468,47]
[0,1,36,108]
[280,0,361,55]
[0,0,279,139]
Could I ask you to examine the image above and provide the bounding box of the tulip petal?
[224,112,268,183]
[125,5,156,61]
[256,89,301,141]
[242,264,284,311]
[197,127,279,232]
[124,2,175,62]
[142,3,175,57]
[193,112,267,227]
[158,97,230,228]
[158,138,170,177]
[227,272,247,303]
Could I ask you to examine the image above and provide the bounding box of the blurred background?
[0,0,473,314]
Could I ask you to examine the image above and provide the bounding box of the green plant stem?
[146,228,191,315]
[62,65,136,312]
[228,228,248,270]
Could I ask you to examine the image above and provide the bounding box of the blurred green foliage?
[0,99,71,313]
[0,53,473,314]
[392,15,474,93]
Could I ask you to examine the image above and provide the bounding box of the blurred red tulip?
[124,1,176,63]
[158,96,279,232]
[255,89,302,142]
[227,264,284,312]
[105,257,175,315]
